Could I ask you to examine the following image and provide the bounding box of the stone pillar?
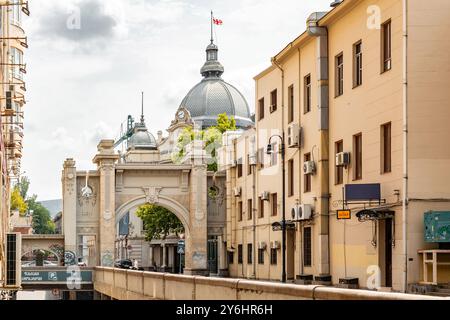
[161,244,167,269]
[149,246,154,269]
[93,140,119,267]
[63,159,77,259]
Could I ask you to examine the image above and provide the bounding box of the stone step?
[427,291,450,297]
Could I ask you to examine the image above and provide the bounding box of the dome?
[179,40,253,129]
[128,123,157,150]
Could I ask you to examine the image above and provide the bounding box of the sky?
[22,0,333,200]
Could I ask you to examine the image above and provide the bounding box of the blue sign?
[177,240,185,255]
[345,184,381,202]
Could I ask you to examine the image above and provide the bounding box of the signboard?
[337,210,351,220]
[177,240,185,255]
[21,269,93,284]
[345,184,381,202]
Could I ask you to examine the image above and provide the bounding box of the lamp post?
[267,134,286,283]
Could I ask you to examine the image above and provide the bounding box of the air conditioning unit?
[271,241,281,249]
[261,191,270,201]
[258,242,267,250]
[230,159,238,168]
[303,161,316,175]
[5,232,22,288]
[269,104,277,113]
[336,152,351,167]
[291,204,313,221]
[287,123,302,148]
[249,153,257,166]
[233,187,241,197]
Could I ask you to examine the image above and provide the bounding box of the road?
[16,290,60,300]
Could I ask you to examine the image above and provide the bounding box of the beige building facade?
[221,0,450,292]
[1,0,29,293]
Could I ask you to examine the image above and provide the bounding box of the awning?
[356,209,395,222]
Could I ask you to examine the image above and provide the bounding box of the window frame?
[381,20,392,73]
[288,159,294,197]
[304,153,312,193]
[288,84,294,123]
[270,248,277,265]
[270,89,278,113]
[353,133,363,180]
[258,248,265,265]
[335,52,344,97]
[335,140,344,185]
[247,199,253,220]
[381,122,392,174]
[353,40,363,88]
[303,227,312,267]
[271,193,278,217]
[247,243,253,264]
[304,74,312,114]
[258,98,265,121]
[238,244,243,264]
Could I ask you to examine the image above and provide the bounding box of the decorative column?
[93,140,119,267]
[161,244,167,270]
[62,159,77,260]
[149,246,154,269]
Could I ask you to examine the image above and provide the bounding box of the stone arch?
[21,249,62,265]
[116,195,191,237]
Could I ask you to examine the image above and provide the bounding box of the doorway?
[207,236,218,274]
[379,218,393,287]
[287,231,295,280]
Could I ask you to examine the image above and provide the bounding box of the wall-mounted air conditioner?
[303,161,316,175]
[291,204,313,221]
[233,187,241,197]
[258,242,267,250]
[336,152,351,167]
[261,191,270,201]
[287,123,302,148]
[248,153,258,166]
[269,104,277,113]
[271,241,281,249]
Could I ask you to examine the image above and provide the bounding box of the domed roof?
[179,40,253,129]
[127,122,157,150]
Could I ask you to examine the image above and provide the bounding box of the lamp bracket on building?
[355,209,395,223]
[0,36,28,48]
[271,221,295,232]
[0,1,30,16]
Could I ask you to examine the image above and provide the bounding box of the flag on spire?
[213,18,223,25]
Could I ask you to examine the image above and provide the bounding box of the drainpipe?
[307,12,330,277]
[402,0,409,293]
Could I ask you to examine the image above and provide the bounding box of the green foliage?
[30,202,55,235]
[136,204,184,241]
[10,186,28,215]
[172,113,236,172]
[18,176,30,199]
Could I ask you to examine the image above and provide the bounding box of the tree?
[136,204,184,241]
[10,186,28,215]
[17,176,30,199]
[31,202,55,235]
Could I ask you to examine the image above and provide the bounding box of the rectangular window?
[270,89,277,113]
[335,53,344,97]
[258,248,265,265]
[237,158,243,178]
[247,244,253,264]
[258,148,265,170]
[304,153,312,193]
[270,248,277,265]
[271,193,278,216]
[335,140,344,185]
[381,122,392,174]
[247,154,253,176]
[304,74,311,113]
[270,142,278,167]
[238,244,243,264]
[288,159,294,197]
[303,227,312,267]
[258,197,264,218]
[228,251,234,264]
[381,20,392,72]
[353,41,363,87]
[10,0,22,26]
[10,47,23,80]
[353,133,363,180]
[238,201,243,222]
[288,85,294,123]
[247,199,253,220]
[258,98,265,121]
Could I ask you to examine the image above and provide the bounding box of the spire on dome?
[201,11,224,79]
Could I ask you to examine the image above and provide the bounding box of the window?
[270,89,277,113]
[270,142,278,166]
[238,201,243,222]
[271,193,278,216]
[335,140,344,185]
[258,148,265,170]
[353,41,363,87]
[258,98,265,120]
[237,158,243,178]
[247,199,253,220]
[270,248,277,265]
[288,85,294,123]
[247,154,253,176]
[381,122,392,174]
[258,197,264,218]
[303,227,312,267]
[304,74,311,113]
[247,244,253,264]
[304,153,312,192]
[228,251,234,264]
[381,20,392,72]
[10,47,23,80]
[10,0,22,26]
[258,248,265,265]
[353,133,363,180]
[335,53,344,97]
[238,245,243,264]
[288,159,294,197]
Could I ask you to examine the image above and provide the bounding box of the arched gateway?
[61,109,228,276]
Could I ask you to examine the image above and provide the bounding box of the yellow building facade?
[0,0,29,292]
[221,0,450,292]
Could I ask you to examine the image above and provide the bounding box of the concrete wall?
[94,267,447,300]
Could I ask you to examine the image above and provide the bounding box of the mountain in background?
[40,199,62,219]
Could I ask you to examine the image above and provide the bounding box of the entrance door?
[207,236,218,274]
[384,218,393,287]
[287,231,295,280]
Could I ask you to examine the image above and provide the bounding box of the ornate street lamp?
[267,134,286,283]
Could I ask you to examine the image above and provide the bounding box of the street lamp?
[267,134,286,283]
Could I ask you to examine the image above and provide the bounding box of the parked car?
[114,259,133,269]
